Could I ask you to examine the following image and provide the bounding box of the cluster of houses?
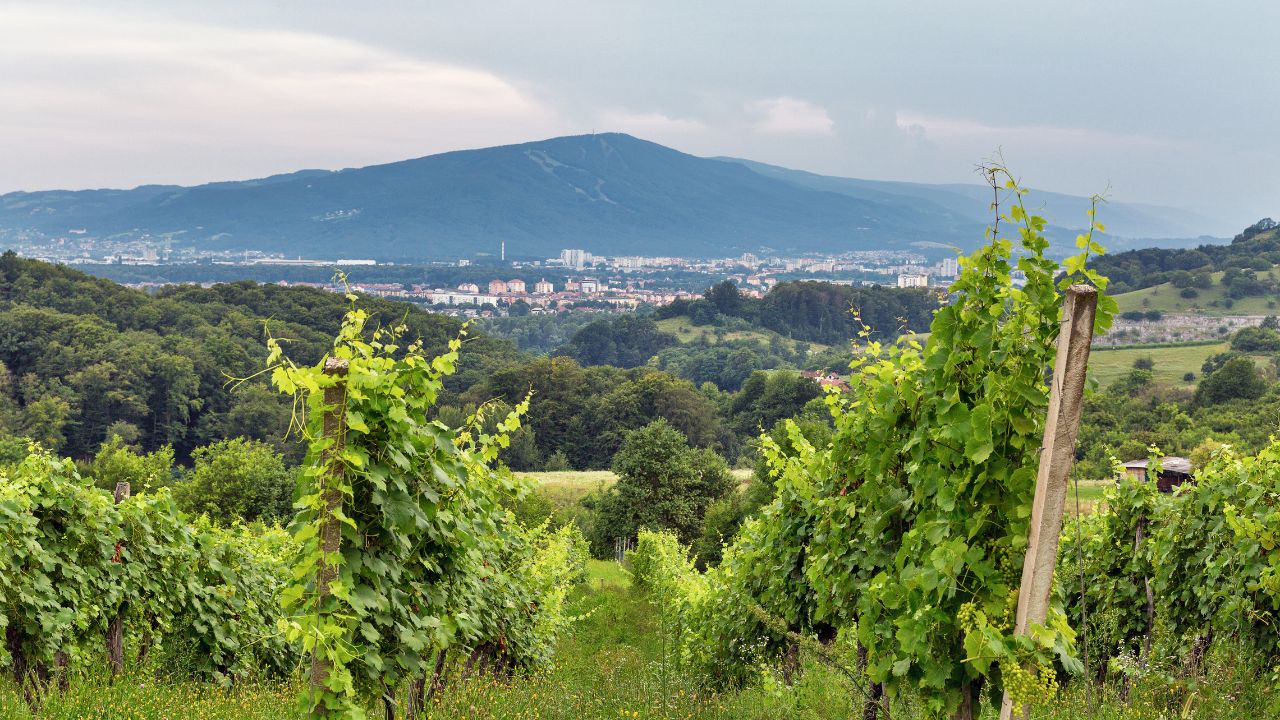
[343,276,702,314]
[799,370,850,391]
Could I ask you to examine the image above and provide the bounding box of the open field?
[1089,342,1228,387]
[1069,479,1111,514]
[518,469,753,505]
[656,316,829,351]
[1089,341,1273,389]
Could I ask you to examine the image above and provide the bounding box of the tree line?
[0,253,829,472]
[1086,217,1279,293]
[657,278,940,345]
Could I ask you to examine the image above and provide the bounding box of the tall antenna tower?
[501,241,506,262]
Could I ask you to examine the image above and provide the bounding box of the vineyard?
[3,177,1280,720]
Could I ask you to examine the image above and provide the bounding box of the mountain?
[721,158,1226,250]
[0,133,1224,261]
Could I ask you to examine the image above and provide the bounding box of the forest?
[0,254,840,471]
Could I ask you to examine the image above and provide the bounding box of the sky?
[2,1,1276,232]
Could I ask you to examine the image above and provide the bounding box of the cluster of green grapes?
[996,542,1022,585]
[1001,658,1060,714]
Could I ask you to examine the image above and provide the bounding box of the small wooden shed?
[1118,456,1193,493]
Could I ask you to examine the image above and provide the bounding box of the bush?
[1133,356,1155,371]
[1196,356,1268,405]
[1184,372,1196,382]
[692,492,750,568]
[1231,326,1280,353]
[1180,287,1199,299]
[543,450,571,471]
[587,419,736,556]
[173,438,294,525]
[83,434,175,492]
[629,527,697,594]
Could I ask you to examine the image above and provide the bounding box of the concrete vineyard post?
[311,356,348,714]
[107,481,130,678]
[998,285,1098,720]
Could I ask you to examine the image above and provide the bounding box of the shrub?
[1231,326,1280,352]
[587,419,735,556]
[543,450,571,471]
[1196,356,1268,405]
[173,438,294,525]
[83,434,174,492]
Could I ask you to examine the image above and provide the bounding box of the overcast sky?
[3,1,1276,230]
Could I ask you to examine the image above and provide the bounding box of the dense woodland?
[0,254,837,475]
[657,278,940,344]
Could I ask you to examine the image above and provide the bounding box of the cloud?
[894,112,1182,154]
[594,110,707,137]
[748,97,834,136]
[0,5,562,190]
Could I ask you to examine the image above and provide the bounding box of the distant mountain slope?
[720,158,1226,248]
[0,133,1223,260]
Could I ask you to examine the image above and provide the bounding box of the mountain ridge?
[0,133,1225,260]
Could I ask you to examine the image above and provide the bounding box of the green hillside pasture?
[1115,270,1280,316]
[1089,341,1274,389]
[656,316,829,352]
[1089,342,1229,387]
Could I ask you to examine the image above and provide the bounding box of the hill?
[722,157,1223,251]
[1088,218,1280,293]
[1114,269,1280,316]
[1,133,1223,261]
[0,252,520,460]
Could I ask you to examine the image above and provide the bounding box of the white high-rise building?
[935,257,960,278]
[534,279,554,294]
[560,248,593,269]
[896,274,929,288]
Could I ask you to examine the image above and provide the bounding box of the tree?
[705,280,744,318]
[1231,326,1280,352]
[1196,356,1268,405]
[83,434,174,492]
[555,315,678,368]
[173,438,294,524]
[588,419,735,555]
[728,371,823,436]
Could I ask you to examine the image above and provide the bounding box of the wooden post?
[107,481,130,679]
[998,285,1097,720]
[310,357,348,714]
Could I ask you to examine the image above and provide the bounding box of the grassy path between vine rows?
[1,560,1272,719]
